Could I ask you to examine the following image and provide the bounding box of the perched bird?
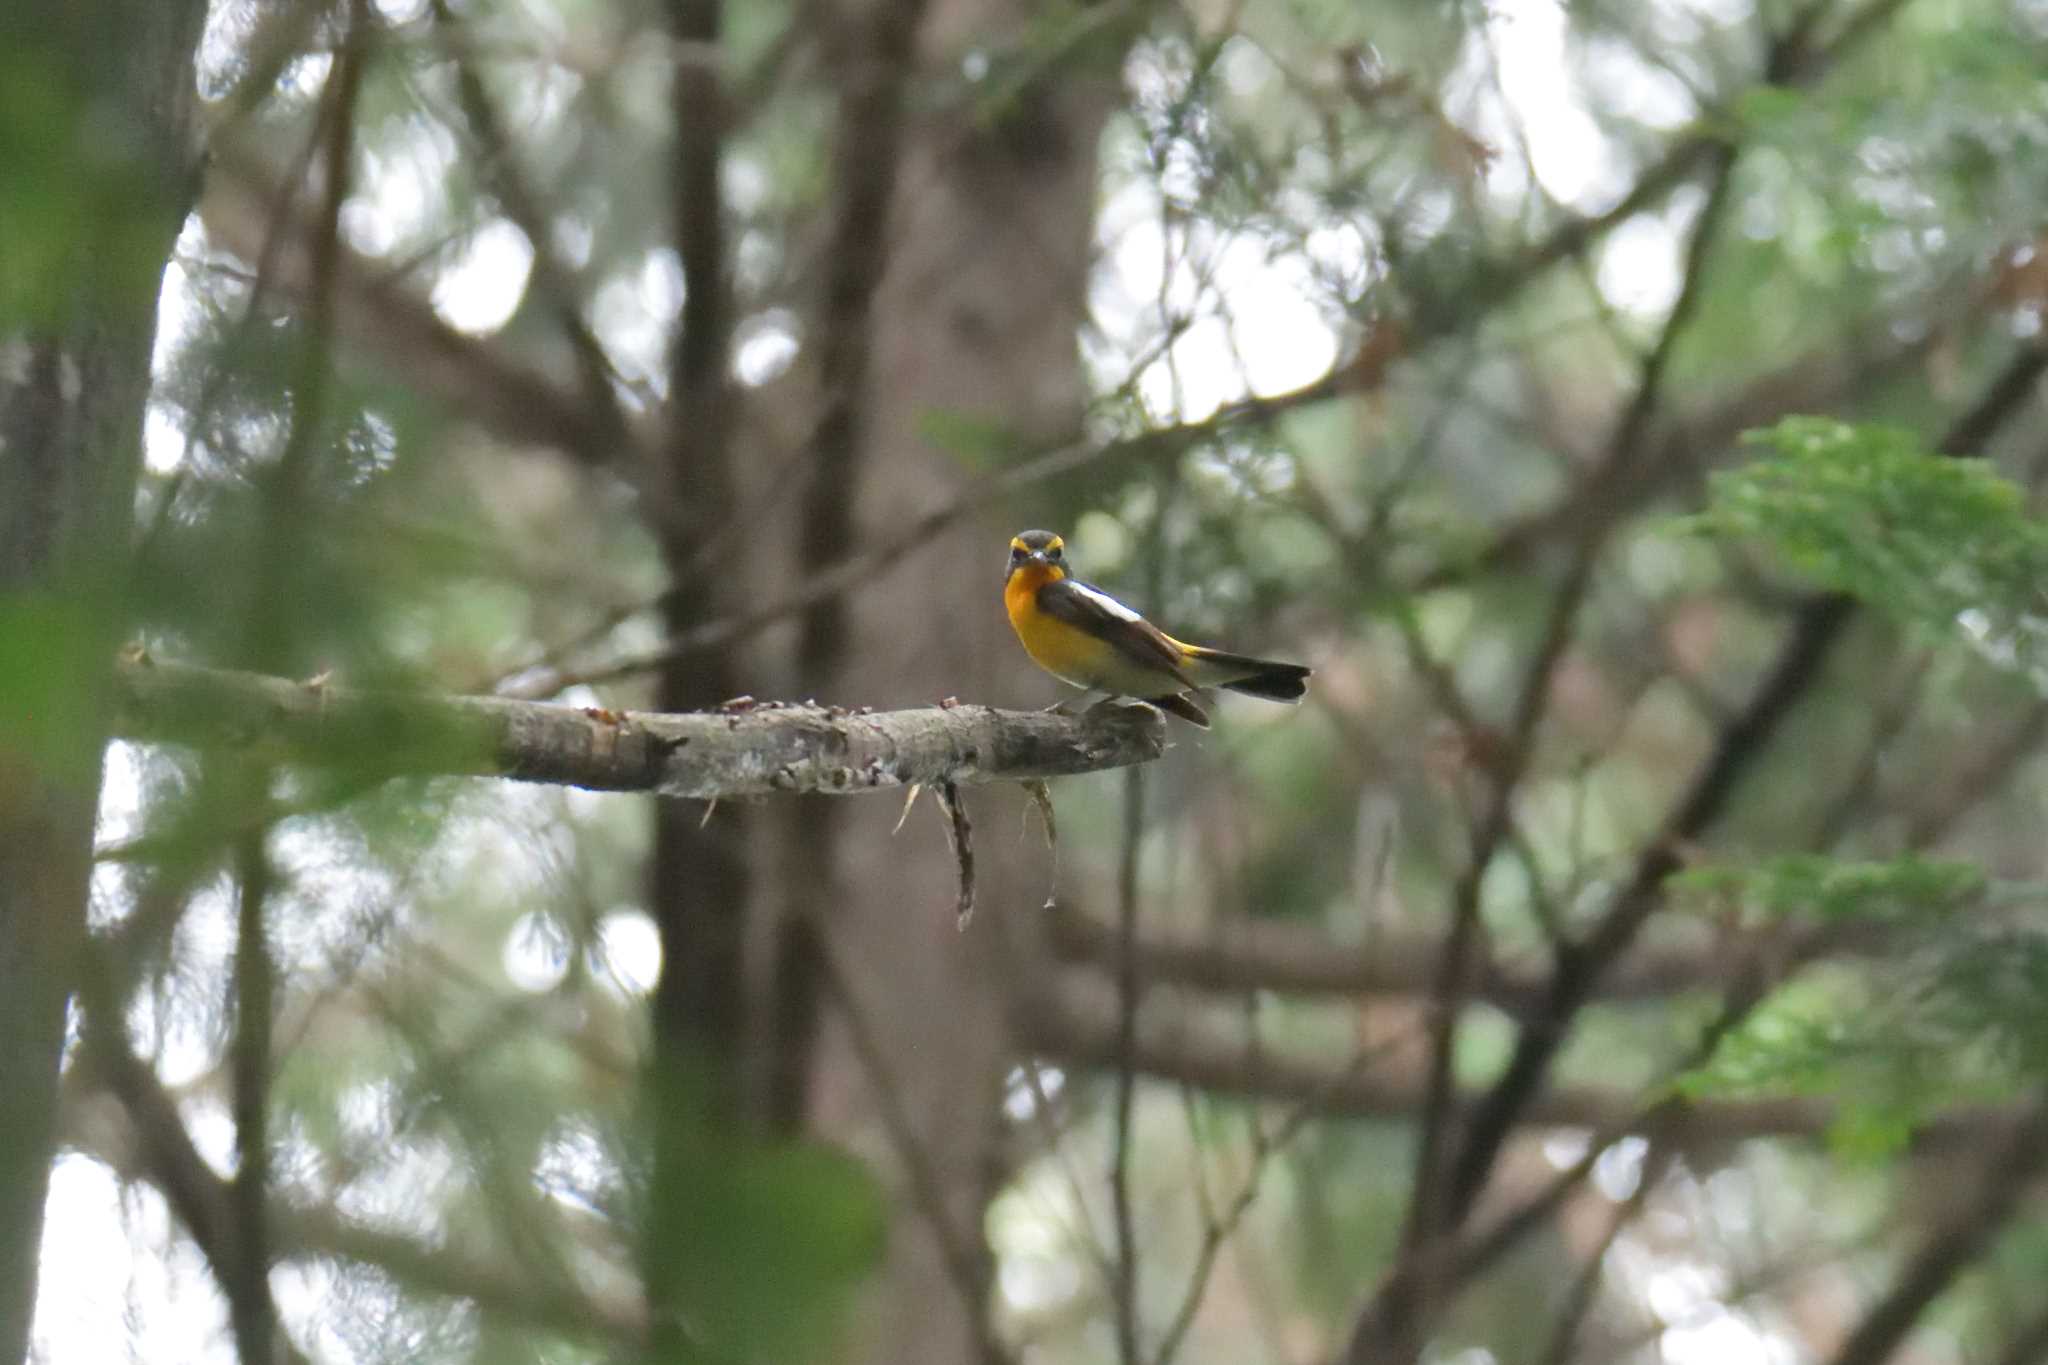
[1002,528,1310,727]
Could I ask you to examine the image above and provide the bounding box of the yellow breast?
[1005,566,1116,689]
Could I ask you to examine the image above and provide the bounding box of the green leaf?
[1675,998,1847,1099]
[1689,418,2048,676]
[1670,853,1986,923]
[1674,860,2048,1156]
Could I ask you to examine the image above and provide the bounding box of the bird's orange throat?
[1004,562,1064,624]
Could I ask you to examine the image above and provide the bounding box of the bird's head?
[1005,529,1068,584]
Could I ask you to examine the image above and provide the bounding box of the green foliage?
[26,0,2048,1358]
[648,1119,887,1363]
[1670,853,1986,924]
[1668,853,2048,1159]
[0,590,112,786]
[1679,914,2048,1160]
[0,44,185,325]
[1921,932,2048,1077]
[1679,999,1909,1162]
[1693,417,2048,671]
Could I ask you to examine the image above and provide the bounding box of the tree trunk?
[802,8,1121,1360]
[636,0,1118,1354]
[0,4,207,1359]
[641,0,756,1354]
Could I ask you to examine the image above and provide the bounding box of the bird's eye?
[1047,545,1062,559]
[1010,546,1025,560]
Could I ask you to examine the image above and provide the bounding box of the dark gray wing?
[1036,577,1195,687]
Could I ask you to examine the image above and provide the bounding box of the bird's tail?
[1179,646,1311,702]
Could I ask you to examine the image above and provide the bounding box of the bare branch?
[109,657,1166,797]
[198,147,630,466]
[72,1006,309,1365]
[274,1202,647,1343]
[1534,1145,1670,1365]
[61,1065,645,1344]
[427,0,632,453]
[1821,1102,2048,1365]
[1437,337,2048,1275]
[1043,903,1881,1015]
[1022,977,2033,1155]
[1989,1298,2048,1365]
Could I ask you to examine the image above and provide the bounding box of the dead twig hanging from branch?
[932,780,975,928]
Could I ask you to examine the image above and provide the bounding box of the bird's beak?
[1026,550,1050,566]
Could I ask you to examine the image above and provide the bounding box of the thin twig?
[222,11,371,1358]
[1150,1019,1434,1365]
[73,951,311,1365]
[227,821,279,1365]
[1110,763,1146,1365]
[1434,339,2048,1300]
[1013,1057,1119,1286]
[1383,154,1743,1335]
[816,939,1010,1365]
[426,0,631,454]
[1533,1145,1671,1365]
[1821,1102,2048,1365]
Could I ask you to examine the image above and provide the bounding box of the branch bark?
[109,657,1167,797]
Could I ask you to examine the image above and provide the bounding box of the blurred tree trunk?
[642,0,755,1355]
[0,2,207,1358]
[641,0,1115,1355]
[792,6,1122,1361]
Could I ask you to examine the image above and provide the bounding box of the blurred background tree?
[7,0,2048,1363]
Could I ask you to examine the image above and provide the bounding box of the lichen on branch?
[108,657,1166,799]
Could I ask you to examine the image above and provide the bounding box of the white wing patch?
[1067,580,1145,623]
